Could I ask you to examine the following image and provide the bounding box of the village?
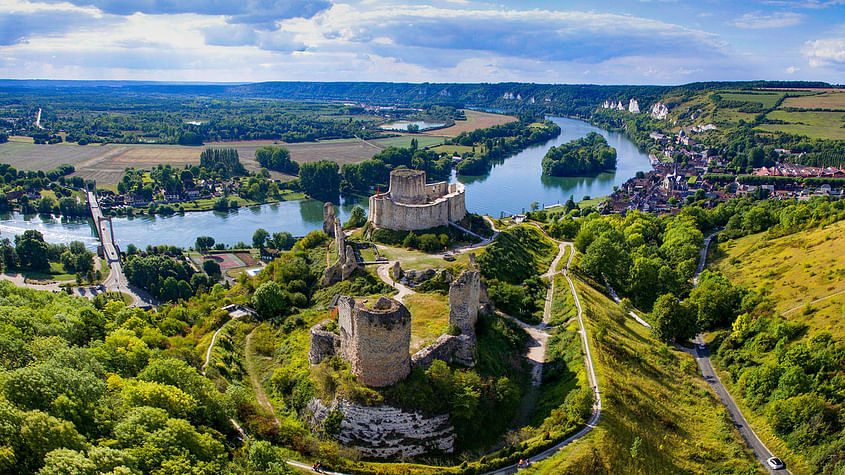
[598,100,845,215]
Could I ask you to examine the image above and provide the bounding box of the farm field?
[369,135,445,149]
[0,141,119,171]
[757,109,845,140]
[709,220,845,340]
[422,109,517,137]
[718,91,784,108]
[780,90,845,109]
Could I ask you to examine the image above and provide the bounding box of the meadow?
[525,274,761,474]
[757,109,845,140]
[719,91,784,108]
[780,90,845,110]
[710,219,845,340]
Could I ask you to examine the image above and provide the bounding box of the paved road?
[690,231,789,474]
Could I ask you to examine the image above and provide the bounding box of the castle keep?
[368,169,467,231]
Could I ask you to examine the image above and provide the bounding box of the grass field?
[757,109,845,140]
[422,109,517,138]
[403,292,450,352]
[525,275,761,474]
[430,144,475,155]
[368,135,445,149]
[709,220,845,340]
[719,91,784,108]
[377,245,473,271]
[780,90,845,110]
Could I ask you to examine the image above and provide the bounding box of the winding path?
[483,239,601,475]
[611,229,788,474]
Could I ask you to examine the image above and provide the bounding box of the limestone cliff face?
[306,398,456,458]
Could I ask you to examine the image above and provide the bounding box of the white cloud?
[786,65,800,73]
[803,37,845,66]
[730,11,803,29]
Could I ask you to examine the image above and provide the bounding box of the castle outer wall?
[369,182,467,231]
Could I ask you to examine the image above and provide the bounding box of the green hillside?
[526,274,760,474]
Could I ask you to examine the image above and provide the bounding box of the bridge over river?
[87,190,156,308]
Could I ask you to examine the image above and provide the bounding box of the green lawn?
[18,262,76,281]
[430,144,476,155]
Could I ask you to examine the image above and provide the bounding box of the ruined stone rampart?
[337,296,411,387]
[306,398,455,458]
[322,218,358,286]
[411,333,476,369]
[323,202,336,237]
[449,268,481,334]
[308,320,341,365]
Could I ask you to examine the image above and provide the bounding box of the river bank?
[0,116,651,249]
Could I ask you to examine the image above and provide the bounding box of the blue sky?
[0,0,843,84]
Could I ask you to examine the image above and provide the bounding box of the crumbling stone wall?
[411,333,476,369]
[322,218,358,285]
[323,202,336,237]
[308,320,341,365]
[337,296,412,387]
[306,398,455,458]
[448,268,481,335]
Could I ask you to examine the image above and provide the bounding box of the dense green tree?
[298,160,340,201]
[15,230,49,271]
[252,281,290,319]
[344,206,367,229]
[194,236,215,253]
[651,293,697,343]
[252,228,269,249]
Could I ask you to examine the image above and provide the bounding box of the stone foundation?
[306,398,456,459]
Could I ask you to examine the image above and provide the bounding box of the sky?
[0,0,844,85]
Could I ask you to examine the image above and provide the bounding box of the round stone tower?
[388,168,427,204]
[337,296,412,387]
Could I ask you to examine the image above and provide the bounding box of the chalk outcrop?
[650,102,669,120]
[306,398,455,458]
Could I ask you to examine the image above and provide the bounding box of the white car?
[767,457,785,470]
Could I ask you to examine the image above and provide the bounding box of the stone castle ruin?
[368,168,466,231]
[307,257,488,457]
[322,206,358,286]
[310,296,412,387]
[310,254,487,383]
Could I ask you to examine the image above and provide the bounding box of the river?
[0,117,650,249]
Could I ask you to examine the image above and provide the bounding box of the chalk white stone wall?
[306,398,456,458]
